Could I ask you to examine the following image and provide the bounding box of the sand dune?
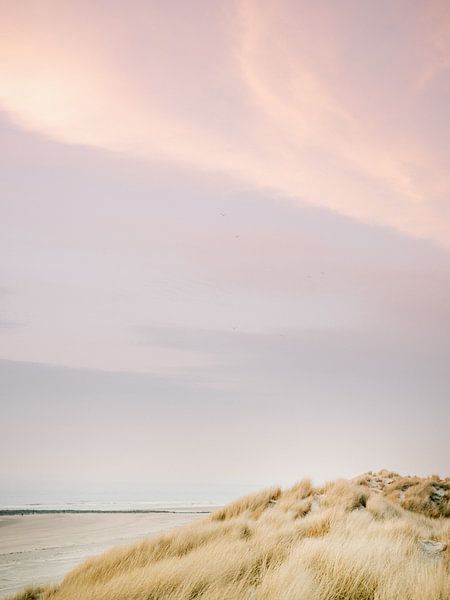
[7,471,450,600]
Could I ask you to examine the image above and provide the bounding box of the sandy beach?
[0,511,210,598]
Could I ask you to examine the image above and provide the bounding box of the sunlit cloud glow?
[0,0,449,247]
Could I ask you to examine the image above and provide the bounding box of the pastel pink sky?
[0,1,449,487]
[1,0,449,246]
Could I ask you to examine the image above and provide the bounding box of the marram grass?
[10,471,449,600]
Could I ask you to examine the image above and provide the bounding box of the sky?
[0,0,449,492]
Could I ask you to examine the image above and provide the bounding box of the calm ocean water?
[0,482,261,511]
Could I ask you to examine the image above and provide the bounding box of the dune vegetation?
[11,471,449,600]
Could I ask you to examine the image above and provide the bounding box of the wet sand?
[0,510,211,598]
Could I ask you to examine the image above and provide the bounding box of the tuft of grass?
[8,471,449,600]
[210,487,281,521]
[8,587,47,600]
[386,476,449,518]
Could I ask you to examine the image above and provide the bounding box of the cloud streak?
[0,0,449,247]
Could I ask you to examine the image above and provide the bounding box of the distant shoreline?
[0,508,214,515]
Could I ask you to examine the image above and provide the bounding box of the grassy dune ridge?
[11,471,449,600]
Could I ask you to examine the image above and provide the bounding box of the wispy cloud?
[0,1,448,246]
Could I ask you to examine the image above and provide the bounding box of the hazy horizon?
[1,0,449,494]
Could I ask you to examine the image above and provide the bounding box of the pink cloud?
[0,0,448,246]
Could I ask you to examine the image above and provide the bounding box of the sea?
[0,481,262,512]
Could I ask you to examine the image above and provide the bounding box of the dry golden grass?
[9,471,449,600]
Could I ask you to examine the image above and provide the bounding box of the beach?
[0,511,209,598]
